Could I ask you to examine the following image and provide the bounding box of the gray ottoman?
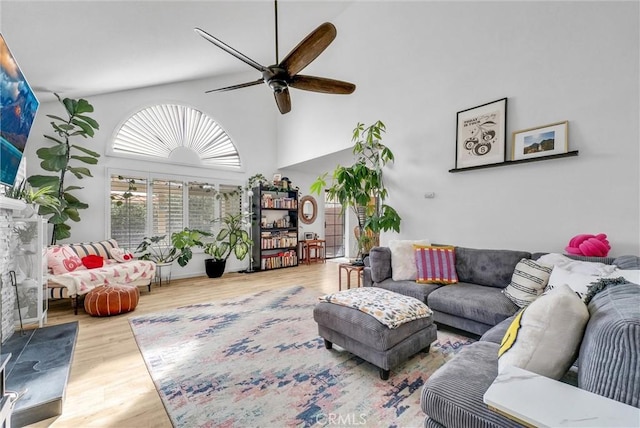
[314,300,437,380]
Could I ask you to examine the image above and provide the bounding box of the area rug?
[129,286,475,428]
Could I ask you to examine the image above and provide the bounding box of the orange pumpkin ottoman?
[84,285,140,316]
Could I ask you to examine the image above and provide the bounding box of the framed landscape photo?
[512,121,568,161]
[455,98,507,169]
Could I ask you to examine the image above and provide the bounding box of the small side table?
[338,263,365,290]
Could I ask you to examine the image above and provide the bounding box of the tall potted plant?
[311,120,401,262]
[27,94,100,244]
[202,212,252,278]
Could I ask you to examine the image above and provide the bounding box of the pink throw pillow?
[414,245,459,285]
[47,246,87,275]
[565,233,611,257]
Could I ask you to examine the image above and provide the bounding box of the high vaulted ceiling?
[0,0,352,102]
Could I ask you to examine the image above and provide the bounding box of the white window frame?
[108,103,243,172]
[107,168,244,249]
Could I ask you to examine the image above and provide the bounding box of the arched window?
[112,104,241,168]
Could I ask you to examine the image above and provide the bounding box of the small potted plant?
[203,212,252,278]
[7,180,60,218]
[136,228,210,267]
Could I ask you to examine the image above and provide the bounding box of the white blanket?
[319,287,432,329]
[48,260,155,296]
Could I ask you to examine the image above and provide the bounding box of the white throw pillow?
[498,284,589,380]
[389,239,430,281]
[537,253,617,276]
[546,266,604,301]
[502,259,553,308]
[110,248,136,263]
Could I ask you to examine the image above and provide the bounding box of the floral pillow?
[47,246,87,275]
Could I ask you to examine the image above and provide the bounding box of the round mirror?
[299,195,317,224]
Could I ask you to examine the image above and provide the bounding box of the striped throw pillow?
[414,245,458,285]
[69,239,119,260]
[502,258,553,307]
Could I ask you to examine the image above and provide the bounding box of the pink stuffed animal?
[565,233,611,257]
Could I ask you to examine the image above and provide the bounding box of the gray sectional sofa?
[363,245,640,426]
[421,279,639,427]
[364,246,533,336]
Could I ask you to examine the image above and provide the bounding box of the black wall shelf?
[449,150,579,173]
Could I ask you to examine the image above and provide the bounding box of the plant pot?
[205,258,226,278]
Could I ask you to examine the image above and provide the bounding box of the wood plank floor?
[24,260,344,428]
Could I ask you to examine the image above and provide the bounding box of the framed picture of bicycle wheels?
[511,120,568,161]
[455,98,507,169]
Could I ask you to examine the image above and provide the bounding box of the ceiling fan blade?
[205,79,264,93]
[290,75,355,94]
[194,27,266,72]
[274,88,291,114]
[280,22,336,76]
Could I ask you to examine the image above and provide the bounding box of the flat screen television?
[0,33,39,187]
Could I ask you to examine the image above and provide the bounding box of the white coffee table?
[483,365,640,427]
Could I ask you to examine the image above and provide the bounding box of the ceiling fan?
[194,1,355,114]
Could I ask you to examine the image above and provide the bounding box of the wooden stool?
[338,263,365,290]
[300,239,326,265]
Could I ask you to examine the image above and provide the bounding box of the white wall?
[24,71,280,276]
[278,1,640,256]
[22,1,640,275]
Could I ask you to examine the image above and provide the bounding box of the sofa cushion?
[455,247,531,288]
[498,284,589,380]
[371,279,441,304]
[368,247,392,283]
[578,281,640,407]
[480,314,518,344]
[420,341,522,428]
[613,255,640,270]
[428,283,519,326]
[502,258,553,307]
[389,239,430,281]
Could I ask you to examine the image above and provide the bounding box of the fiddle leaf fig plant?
[27,93,100,243]
[311,120,401,259]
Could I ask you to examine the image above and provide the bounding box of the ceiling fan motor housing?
[263,66,289,93]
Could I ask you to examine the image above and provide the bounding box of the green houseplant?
[27,94,100,244]
[311,120,401,262]
[202,212,253,278]
[6,179,60,217]
[136,228,210,267]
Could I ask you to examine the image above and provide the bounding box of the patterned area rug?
[129,286,474,428]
